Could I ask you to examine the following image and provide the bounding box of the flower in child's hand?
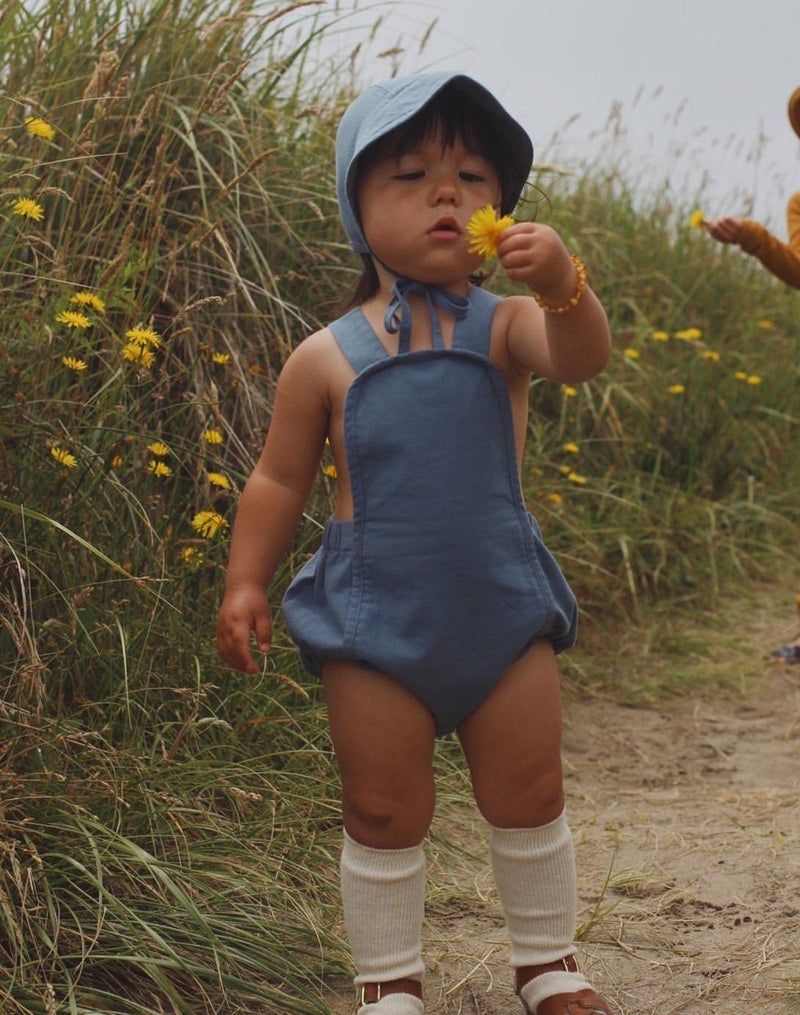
[689,209,706,229]
[467,205,515,260]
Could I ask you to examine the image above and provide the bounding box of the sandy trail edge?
[323,660,800,1015]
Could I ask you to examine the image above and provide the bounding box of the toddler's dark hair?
[339,85,519,311]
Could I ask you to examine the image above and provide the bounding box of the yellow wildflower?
[546,492,564,505]
[56,310,91,329]
[70,291,106,314]
[746,375,762,385]
[182,546,204,565]
[734,371,748,381]
[702,351,720,362]
[323,464,338,479]
[147,460,172,477]
[668,384,685,394]
[674,328,702,341]
[62,356,87,372]
[51,446,77,468]
[13,197,45,221]
[650,330,669,341]
[147,441,170,457]
[623,348,640,360]
[212,352,231,365]
[191,510,229,539]
[110,455,123,468]
[121,343,155,368]
[562,386,578,397]
[757,320,773,330]
[202,428,223,445]
[25,116,56,140]
[566,471,588,485]
[125,326,160,347]
[689,209,706,229]
[208,471,232,489]
[562,442,580,454]
[558,465,572,475]
[466,204,515,260]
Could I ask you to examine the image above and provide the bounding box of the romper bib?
[282,284,577,735]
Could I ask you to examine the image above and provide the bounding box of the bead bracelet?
[533,254,588,315]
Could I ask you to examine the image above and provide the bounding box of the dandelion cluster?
[25,116,55,140]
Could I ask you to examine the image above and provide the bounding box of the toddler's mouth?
[428,217,461,238]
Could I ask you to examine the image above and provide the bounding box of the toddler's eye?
[460,171,485,183]
[394,171,425,181]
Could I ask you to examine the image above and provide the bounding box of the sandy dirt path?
[325,638,800,1014]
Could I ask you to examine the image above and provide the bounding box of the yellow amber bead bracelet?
[533,254,588,315]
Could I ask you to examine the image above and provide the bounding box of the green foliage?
[1,0,799,1011]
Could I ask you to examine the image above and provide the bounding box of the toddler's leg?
[458,641,611,1014]
[324,661,435,1013]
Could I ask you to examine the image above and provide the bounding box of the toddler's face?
[356,132,501,290]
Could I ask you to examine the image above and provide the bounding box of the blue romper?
[282,282,578,736]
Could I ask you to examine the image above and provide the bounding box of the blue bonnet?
[335,72,534,254]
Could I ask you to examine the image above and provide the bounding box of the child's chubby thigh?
[321,639,564,849]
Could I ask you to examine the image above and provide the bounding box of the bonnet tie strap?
[384,277,470,354]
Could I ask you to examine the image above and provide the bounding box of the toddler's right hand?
[705,216,743,245]
[216,585,272,674]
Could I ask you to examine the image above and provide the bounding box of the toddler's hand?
[216,585,272,674]
[705,216,743,245]
[496,223,577,305]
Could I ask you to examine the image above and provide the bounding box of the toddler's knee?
[343,790,433,848]
[475,768,564,829]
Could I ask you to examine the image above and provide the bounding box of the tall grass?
[1,1,799,1011]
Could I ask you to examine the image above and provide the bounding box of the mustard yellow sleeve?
[737,191,800,289]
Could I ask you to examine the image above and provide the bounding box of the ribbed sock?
[340,830,426,1014]
[489,811,592,1011]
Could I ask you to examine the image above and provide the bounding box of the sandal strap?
[360,978,423,1005]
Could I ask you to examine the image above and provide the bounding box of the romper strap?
[329,307,391,374]
[453,285,502,356]
[384,277,470,353]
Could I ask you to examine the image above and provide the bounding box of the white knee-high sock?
[489,812,592,1012]
[340,830,426,1014]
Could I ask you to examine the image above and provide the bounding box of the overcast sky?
[321,0,800,230]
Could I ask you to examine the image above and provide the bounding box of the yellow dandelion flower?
[62,356,87,372]
[56,310,92,329]
[50,446,77,468]
[208,471,232,489]
[70,291,106,314]
[121,342,155,368]
[323,464,338,479]
[25,116,55,140]
[702,351,720,362]
[674,328,702,341]
[147,441,170,457]
[110,455,123,468]
[558,465,572,475]
[125,327,161,347]
[182,546,204,565]
[212,352,231,365]
[562,442,580,454]
[202,428,223,445]
[147,459,172,477]
[623,348,640,360]
[746,374,762,385]
[546,492,564,505]
[650,330,669,341]
[191,510,229,539]
[566,471,588,485]
[668,384,685,394]
[466,204,515,260]
[757,320,773,330]
[562,386,578,397]
[249,363,263,374]
[689,209,706,229]
[734,371,748,381]
[12,197,45,221]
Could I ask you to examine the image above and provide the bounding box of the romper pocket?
[525,512,579,653]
